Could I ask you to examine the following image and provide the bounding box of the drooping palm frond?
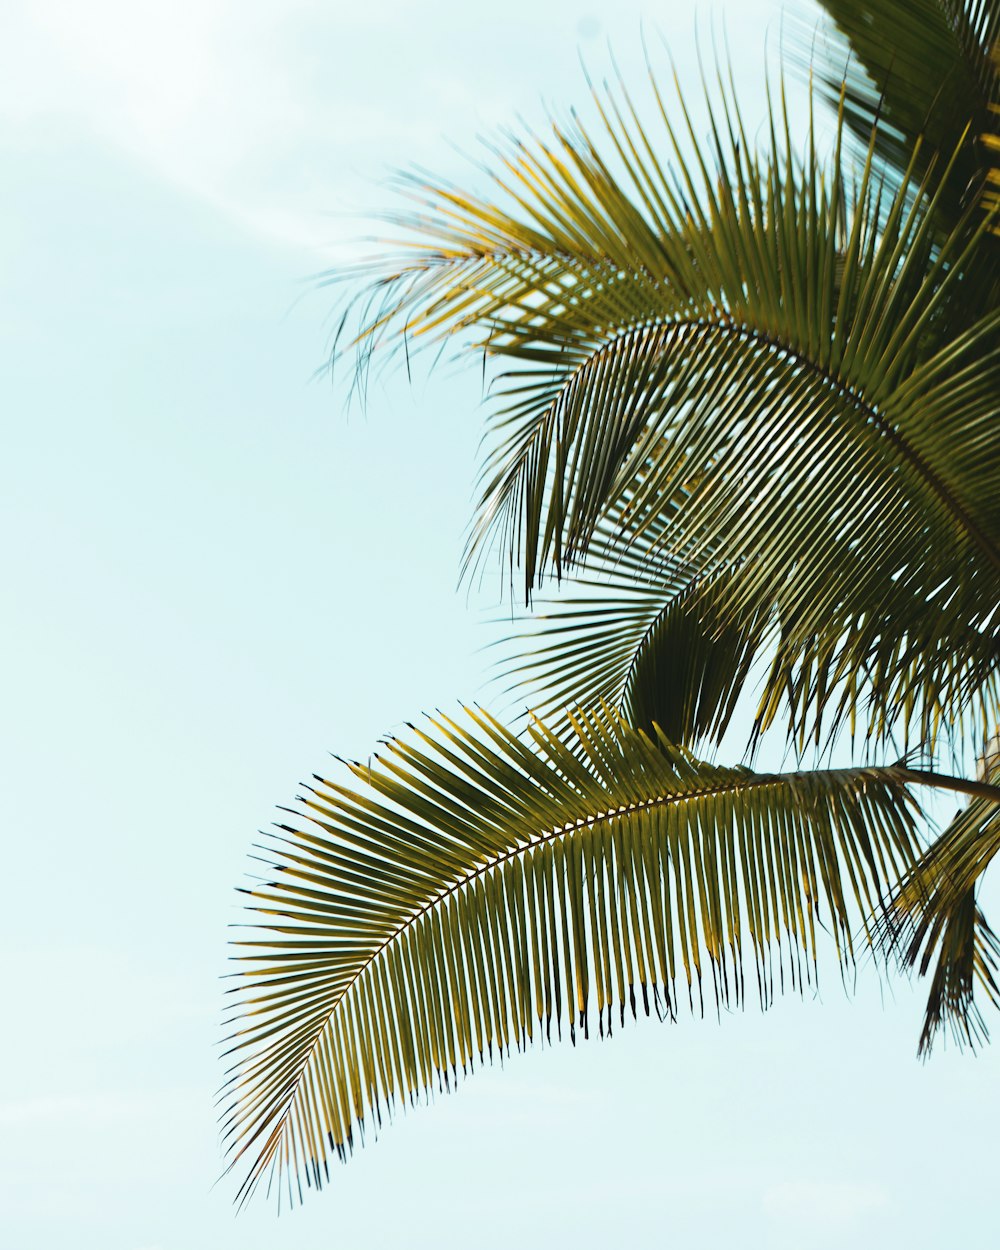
[622,574,771,748]
[914,895,1000,1054]
[809,0,999,238]
[494,488,770,750]
[505,530,1000,766]
[882,752,1000,1052]
[341,72,995,581]
[336,69,1000,752]
[221,705,922,1205]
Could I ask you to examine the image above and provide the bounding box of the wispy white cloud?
[4,0,332,245]
[762,1178,889,1224]
[1,0,603,249]
[4,0,795,251]
[0,1089,198,1127]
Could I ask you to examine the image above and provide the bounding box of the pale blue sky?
[2,2,997,1248]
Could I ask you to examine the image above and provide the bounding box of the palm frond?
[622,572,770,748]
[340,70,996,580]
[222,705,921,1205]
[882,750,1000,1052]
[915,895,1000,1054]
[808,0,1000,234]
[336,67,1000,750]
[495,494,769,750]
[984,43,1000,229]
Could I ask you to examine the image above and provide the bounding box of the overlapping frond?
[985,44,1000,229]
[222,706,920,1205]
[224,16,1000,1211]
[882,753,1000,1052]
[337,69,1000,750]
[809,0,999,234]
[495,494,769,750]
[341,71,996,577]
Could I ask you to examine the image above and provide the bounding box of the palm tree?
[221,0,1000,1206]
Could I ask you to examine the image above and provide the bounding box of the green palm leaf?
[225,13,1000,1210]
[505,570,768,750]
[494,491,769,749]
[340,74,996,581]
[808,0,999,237]
[222,705,920,1204]
[985,44,1000,229]
[337,70,1000,750]
[883,751,1000,1052]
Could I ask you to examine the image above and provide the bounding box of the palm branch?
[881,750,1000,1052]
[334,70,1000,753]
[224,4,1000,1208]
[492,486,771,750]
[808,1,999,236]
[222,706,922,1204]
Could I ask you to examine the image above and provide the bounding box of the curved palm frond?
[883,751,1000,1052]
[222,705,922,1205]
[494,491,770,750]
[808,0,999,236]
[501,510,1000,764]
[341,72,993,581]
[599,299,1000,748]
[914,895,1000,1054]
[337,69,1000,750]
[622,573,770,747]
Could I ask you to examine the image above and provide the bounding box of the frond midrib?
[249,759,905,1173]
[483,310,1000,582]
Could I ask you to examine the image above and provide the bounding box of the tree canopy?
[221,0,1000,1208]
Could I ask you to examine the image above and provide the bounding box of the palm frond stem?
[894,765,1000,804]
[287,760,993,1040]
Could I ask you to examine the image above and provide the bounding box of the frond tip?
[221,706,919,1205]
[879,773,1000,1055]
